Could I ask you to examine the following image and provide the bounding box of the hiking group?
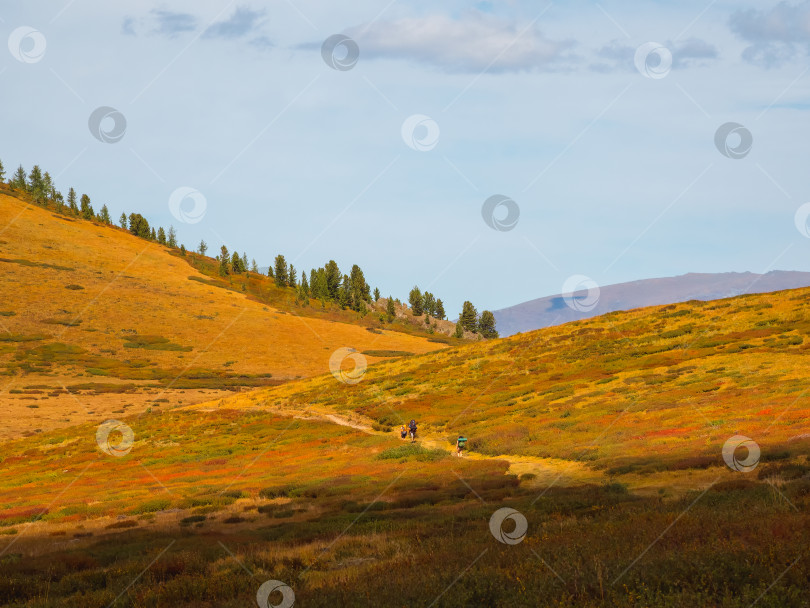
[400,420,418,443]
[399,420,468,457]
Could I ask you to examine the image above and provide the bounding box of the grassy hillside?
[206,286,810,478]
[1,285,809,606]
[0,192,448,440]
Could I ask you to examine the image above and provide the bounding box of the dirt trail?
[201,401,604,487]
[327,411,601,485]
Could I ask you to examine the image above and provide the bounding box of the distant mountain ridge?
[493,271,810,336]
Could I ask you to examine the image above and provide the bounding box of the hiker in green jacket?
[456,435,467,457]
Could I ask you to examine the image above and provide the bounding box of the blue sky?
[2,1,810,317]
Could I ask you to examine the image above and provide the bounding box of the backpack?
[409,419,416,430]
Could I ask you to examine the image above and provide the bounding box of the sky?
[2,0,810,317]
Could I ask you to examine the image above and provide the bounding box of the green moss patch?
[0,258,73,271]
[124,335,193,352]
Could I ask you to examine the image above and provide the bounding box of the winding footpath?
[193,400,604,487]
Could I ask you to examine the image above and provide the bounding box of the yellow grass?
[0,193,446,439]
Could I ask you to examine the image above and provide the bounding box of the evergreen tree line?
[408,286,446,320]
[209,248,373,315]
[274,257,373,314]
[1,160,115,227]
[213,244,257,278]
[0,159,183,252]
[0,158,497,338]
[407,285,498,339]
[453,301,498,339]
[121,213,178,249]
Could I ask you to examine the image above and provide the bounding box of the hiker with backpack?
[408,419,417,443]
[400,425,407,440]
[456,435,467,457]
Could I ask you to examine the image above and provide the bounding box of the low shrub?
[259,485,296,499]
[376,444,446,462]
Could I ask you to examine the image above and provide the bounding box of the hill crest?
[493,270,810,336]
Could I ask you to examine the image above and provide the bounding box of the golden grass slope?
[1,282,810,606]
[200,286,810,480]
[0,193,446,439]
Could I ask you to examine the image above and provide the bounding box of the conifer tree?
[251,259,258,273]
[150,227,156,241]
[423,292,436,317]
[80,194,94,220]
[157,227,166,244]
[128,213,150,238]
[312,268,328,300]
[288,264,297,288]
[231,252,244,273]
[409,286,424,316]
[99,204,111,224]
[67,188,78,215]
[119,212,127,229]
[28,165,44,199]
[339,274,352,308]
[11,165,27,190]
[274,255,288,287]
[435,299,446,320]
[0,159,5,182]
[460,301,478,333]
[386,296,396,322]
[325,260,341,300]
[453,321,464,338]
[219,246,229,276]
[296,281,308,303]
[478,311,498,339]
[198,240,208,256]
[374,287,380,302]
[349,265,370,310]
[300,272,310,296]
[167,226,177,248]
[42,172,53,204]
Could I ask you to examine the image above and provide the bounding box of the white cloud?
[204,6,265,40]
[729,1,810,67]
[346,13,577,73]
[591,38,718,73]
[150,9,198,38]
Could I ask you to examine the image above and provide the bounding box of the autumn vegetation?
[0,158,808,606]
